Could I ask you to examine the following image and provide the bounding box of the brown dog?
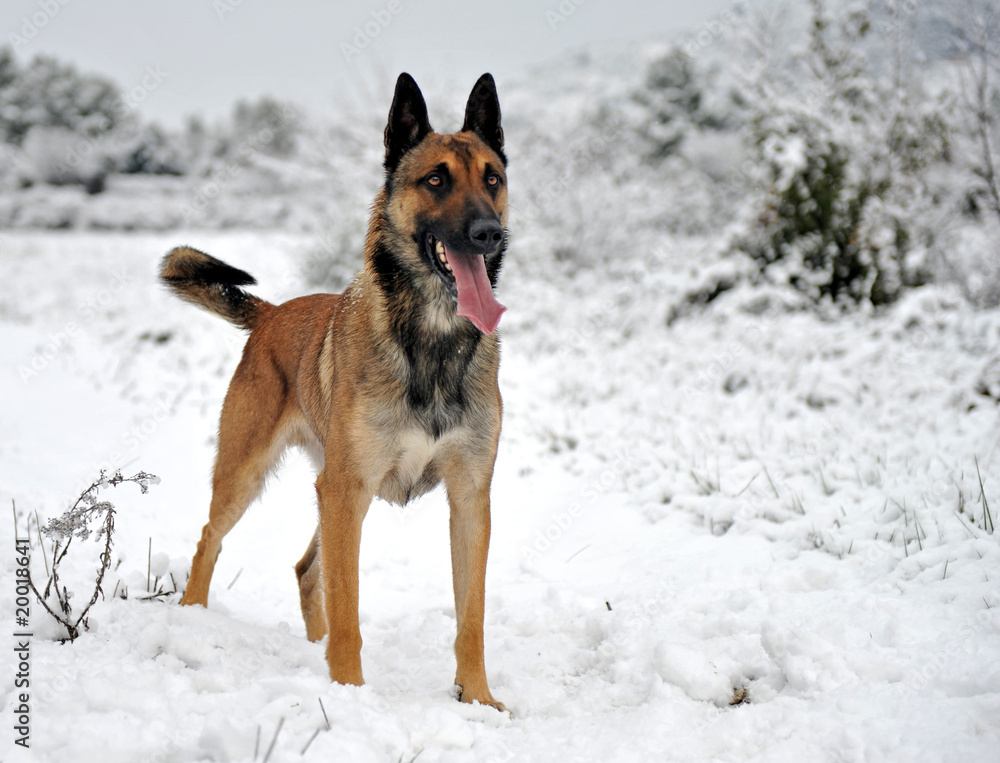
[160,73,508,710]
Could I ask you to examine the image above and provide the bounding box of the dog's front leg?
[445,468,506,712]
[316,464,371,687]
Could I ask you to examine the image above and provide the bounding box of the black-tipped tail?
[160,247,268,330]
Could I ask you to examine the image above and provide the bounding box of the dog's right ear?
[384,73,432,173]
[462,73,505,166]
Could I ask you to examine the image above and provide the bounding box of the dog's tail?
[159,246,271,331]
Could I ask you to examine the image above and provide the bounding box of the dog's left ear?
[462,73,506,166]
[385,72,432,173]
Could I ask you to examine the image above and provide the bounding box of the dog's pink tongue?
[446,249,506,334]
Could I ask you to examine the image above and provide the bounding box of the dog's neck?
[365,233,483,336]
[358,236,491,438]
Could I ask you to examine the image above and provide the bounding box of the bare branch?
[27,470,159,641]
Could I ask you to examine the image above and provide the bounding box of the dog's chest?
[400,326,479,439]
[367,316,495,505]
[371,371,486,506]
[375,425,453,505]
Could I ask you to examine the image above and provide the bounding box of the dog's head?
[373,73,507,335]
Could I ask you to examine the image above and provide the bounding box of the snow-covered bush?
[730,1,948,307]
[226,96,300,159]
[632,49,726,161]
[946,0,1000,227]
[0,47,121,146]
[20,125,110,193]
[0,47,303,195]
[739,112,925,306]
[116,123,187,176]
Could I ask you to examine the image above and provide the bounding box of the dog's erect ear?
[384,72,432,173]
[462,73,505,165]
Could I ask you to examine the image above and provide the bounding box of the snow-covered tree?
[949,0,1000,222]
[229,96,299,159]
[633,49,727,161]
[0,48,121,146]
[116,123,186,176]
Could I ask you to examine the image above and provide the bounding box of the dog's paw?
[454,683,510,715]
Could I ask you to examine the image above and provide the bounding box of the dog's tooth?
[435,240,445,256]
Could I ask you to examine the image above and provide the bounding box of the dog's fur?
[160,73,509,711]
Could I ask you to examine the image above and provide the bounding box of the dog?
[159,72,509,711]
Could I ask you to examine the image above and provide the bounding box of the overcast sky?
[5,0,736,126]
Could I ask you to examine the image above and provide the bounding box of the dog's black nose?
[468,218,504,254]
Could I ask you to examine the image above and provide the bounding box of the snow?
[1,224,998,762]
[2,16,1000,756]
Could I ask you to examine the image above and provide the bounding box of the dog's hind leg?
[181,360,288,608]
[295,526,327,642]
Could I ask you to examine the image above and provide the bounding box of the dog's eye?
[426,174,442,187]
[486,173,500,187]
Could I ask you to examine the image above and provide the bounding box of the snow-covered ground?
[1,226,998,762]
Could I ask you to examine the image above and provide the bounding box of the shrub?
[731,0,945,307]
[633,49,727,161]
[28,470,159,641]
[0,48,121,146]
[20,125,110,193]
